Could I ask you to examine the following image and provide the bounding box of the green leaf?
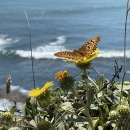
[98,126,103,130]
[10,106,16,114]
[29,119,37,128]
[8,127,21,130]
[51,87,61,98]
[92,117,100,128]
[57,121,69,130]
[52,87,61,92]
[26,97,31,103]
[97,75,104,90]
[37,107,43,112]
[105,93,120,104]
[12,115,22,122]
[88,76,98,90]
[77,127,86,130]
[21,103,26,116]
[25,106,32,117]
[128,91,130,105]
[98,103,109,120]
[39,111,48,116]
[87,86,94,106]
[90,104,98,110]
[66,114,87,122]
[62,102,75,112]
[115,81,130,91]
[30,97,37,113]
[73,102,83,109]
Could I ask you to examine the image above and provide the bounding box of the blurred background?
[0,0,129,94]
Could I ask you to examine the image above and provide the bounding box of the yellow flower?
[55,70,68,80]
[55,70,74,91]
[66,48,99,63]
[2,111,12,123]
[28,82,54,100]
[3,112,11,115]
[64,48,99,70]
[63,70,68,77]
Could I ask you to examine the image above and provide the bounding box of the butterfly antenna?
[24,10,36,89]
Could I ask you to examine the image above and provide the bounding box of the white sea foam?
[10,85,29,95]
[98,50,130,58]
[0,34,129,59]
[1,84,29,95]
[0,84,28,111]
[15,36,67,59]
[16,47,130,59]
[0,34,19,45]
[0,98,23,111]
[16,45,67,59]
[49,36,66,45]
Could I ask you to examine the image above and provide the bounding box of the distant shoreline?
[0,88,27,103]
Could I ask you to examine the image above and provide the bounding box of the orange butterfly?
[54,36,101,60]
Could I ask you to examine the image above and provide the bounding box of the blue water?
[0,0,130,92]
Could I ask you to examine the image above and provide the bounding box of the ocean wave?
[49,36,66,45]
[15,35,67,59]
[1,49,130,59]
[0,34,19,46]
[10,85,29,95]
[0,35,67,59]
[0,84,29,95]
[15,45,67,59]
[42,5,125,15]
[0,42,130,59]
[98,50,130,58]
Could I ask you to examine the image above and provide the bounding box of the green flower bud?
[109,110,118,119]
[75,61,92,70]
[37,120,52,130]
[59,76,74,91]
[116,105,130,116]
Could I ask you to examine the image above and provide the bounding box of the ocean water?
[0,0,130,95]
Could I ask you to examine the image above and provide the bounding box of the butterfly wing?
[54,36,101,60]
[78,36,101,56]
[54,51,83,60]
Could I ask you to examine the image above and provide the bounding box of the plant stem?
[83,69,90,107]
[70,88,94,130]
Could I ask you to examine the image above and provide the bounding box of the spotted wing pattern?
[78,36,101,56]
[54,51,83,60]
[54,36,101,60]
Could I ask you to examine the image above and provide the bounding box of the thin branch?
[91,67,101,76]
[46,68,59,85]
[24,10,36,89]
[124,1,130,73]
[120,0,130,104]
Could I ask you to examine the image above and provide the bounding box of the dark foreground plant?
[1,40,130,130]
[1,46,130,130]
[1,56,130,130]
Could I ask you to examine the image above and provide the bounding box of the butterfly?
[54,36,101,60]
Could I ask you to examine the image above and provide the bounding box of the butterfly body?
[54,36,101,60]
